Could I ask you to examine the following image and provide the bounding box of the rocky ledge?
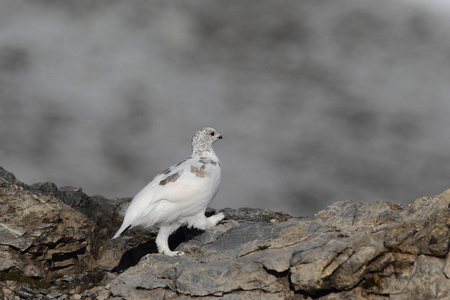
[1,166,450,299]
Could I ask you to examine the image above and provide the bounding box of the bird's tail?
[112,223,131,239]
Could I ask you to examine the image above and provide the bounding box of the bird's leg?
[156,223,184,257]
[208,212,225,227]
[191,212,225,230]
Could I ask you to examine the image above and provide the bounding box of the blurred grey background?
[1,0,450,216]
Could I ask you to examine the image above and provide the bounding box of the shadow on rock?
[112,226,205,273]
[112,240,158,273]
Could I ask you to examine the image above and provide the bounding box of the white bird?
[113,127,225,256]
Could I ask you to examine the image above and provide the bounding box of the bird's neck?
[191,139,214,156]
[192,148,216,158]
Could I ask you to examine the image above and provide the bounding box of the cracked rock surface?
[0,169,94,281]
[1,165,450,299]
[108,193,450,299]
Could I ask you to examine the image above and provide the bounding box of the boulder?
[107,194,450,299]
[1,166,450,299]
[0,167,94,281]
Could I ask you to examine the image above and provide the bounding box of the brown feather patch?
[159,172,181,185]
[190,165,206,177]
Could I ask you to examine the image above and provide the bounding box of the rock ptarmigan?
[112,127,225,256]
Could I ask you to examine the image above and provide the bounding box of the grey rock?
[219,207,292,223]
[109,254,285,298]
[106,190,450,299]
[3,165,450,299]
[30,182,58,194]
[176,220,239,253]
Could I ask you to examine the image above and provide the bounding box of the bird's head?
[191,127,223,155]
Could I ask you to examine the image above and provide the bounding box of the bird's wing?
[120,157,220,228]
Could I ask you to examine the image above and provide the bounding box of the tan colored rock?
[0,168,95,281]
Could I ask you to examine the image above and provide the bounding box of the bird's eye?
[210,132,215,136]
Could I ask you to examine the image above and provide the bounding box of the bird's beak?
[218,135,223,140]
